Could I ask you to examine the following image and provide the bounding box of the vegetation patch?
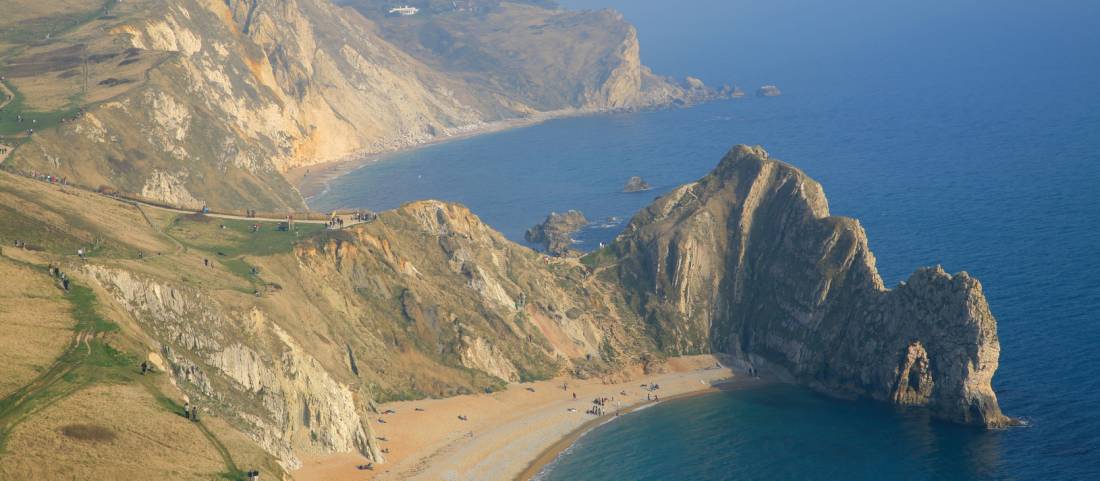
[68,284,120,335]
[165,214,326,258]
[59,423,116,442]
[579,245,615,270]
[0,1,116,46]
[0,78,83,136]
[0,280,131,452]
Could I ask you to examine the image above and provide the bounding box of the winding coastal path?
[3,168,369,229]
[0,81,13,165]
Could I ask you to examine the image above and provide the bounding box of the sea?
[311,0,1100,479]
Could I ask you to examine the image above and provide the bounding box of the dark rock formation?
[525,210,588,256]
[757,84,782,97]
[609,145,1011,427]
[623,176,652,193]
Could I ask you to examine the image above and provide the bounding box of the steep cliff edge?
[0,0,698,211]
[607,145,1010,427]
[0,169,655,469]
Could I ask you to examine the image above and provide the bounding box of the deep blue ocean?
[313,0,1100,478]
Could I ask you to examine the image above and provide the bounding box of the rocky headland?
[605,145,1010,427]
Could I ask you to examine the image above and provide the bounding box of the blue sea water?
[312,0,1100,478]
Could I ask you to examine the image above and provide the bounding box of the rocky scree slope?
[606,145,1010,427]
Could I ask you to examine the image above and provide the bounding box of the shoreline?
[288,97,730,206]
[514,377,762,481]
[288,107,605,204]
[293,355,738,481]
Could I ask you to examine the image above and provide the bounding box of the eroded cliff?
[606,145,1009,427]
[1,0,700,210]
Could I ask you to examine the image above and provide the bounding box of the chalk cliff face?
[4,0,696,210]
[609,145,1009,427]
[75,199,653,468]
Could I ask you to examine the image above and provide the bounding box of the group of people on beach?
[642,382,662,402]
[587,396,615,416]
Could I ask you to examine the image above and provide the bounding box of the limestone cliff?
[1,0,698,210]
[68,197,653,469]
[607,145,1010,427]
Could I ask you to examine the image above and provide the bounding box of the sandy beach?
[294,355,738,481]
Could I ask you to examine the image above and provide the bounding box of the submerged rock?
[609,145,1012,427]
[525,210,588,256]
[623,176,652,193]
[757,84,782,97]
[721,85,746,98]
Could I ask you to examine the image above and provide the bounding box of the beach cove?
[303,0,1100,478]
[294,355,740,481]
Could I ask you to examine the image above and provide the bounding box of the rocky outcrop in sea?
[525,210,589,256]
[757,84,782,97]
[623,176,652,193]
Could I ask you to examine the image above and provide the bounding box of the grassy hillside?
[0,169,658,469]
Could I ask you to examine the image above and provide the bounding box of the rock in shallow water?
[757,84,782,97]
[623,176,652,193]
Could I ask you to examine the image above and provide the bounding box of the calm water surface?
[313,0,1100,478]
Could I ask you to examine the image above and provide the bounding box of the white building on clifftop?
[389,6,419,16]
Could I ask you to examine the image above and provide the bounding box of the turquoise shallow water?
[313,0,1100,478]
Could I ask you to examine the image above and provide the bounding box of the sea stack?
[757,84,782,97]
[623,176,652,193]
